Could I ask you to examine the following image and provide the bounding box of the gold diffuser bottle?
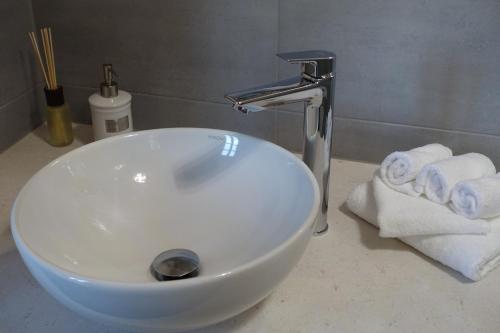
[44,86,73,146]
[29,27,73,146]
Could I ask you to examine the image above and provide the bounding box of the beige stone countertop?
[1,125,499,333]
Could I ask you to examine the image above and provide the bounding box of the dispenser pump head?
[100,64,118,98]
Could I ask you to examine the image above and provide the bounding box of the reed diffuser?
[29,28,73,146]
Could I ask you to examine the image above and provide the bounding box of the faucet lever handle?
[277,50,336,79]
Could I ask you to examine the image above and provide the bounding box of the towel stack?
[347,143,500,281]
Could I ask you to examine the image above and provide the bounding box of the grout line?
[274,108,279,144]
[0,87,38,112]
[275,0,281,82]
[62,83,233,107]
[273,1,281,145]
[63,84,500,140]
[274,109,500,139]
[274,108,302,115]
[335,116,500,139]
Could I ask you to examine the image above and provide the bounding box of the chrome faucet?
[225,50,336,235]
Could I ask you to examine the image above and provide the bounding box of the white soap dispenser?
[89,64,133,140]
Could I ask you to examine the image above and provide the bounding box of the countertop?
[1,125,499,333]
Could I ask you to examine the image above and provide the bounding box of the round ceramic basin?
[11,128,319,332]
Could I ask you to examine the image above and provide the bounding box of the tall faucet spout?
[225,77,323,114]
[224,50,336,235]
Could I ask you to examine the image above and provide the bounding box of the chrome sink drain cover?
[150,249,200,281]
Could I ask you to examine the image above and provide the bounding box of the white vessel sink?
[11,128,320,332]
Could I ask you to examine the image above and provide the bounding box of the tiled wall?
[0,0,42,152]
[31,0,500,164]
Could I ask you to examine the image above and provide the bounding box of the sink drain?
[150,249,200,281]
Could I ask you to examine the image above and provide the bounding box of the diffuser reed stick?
[48,28,58,87]
[28,32,50,88]
[40,29,52,87]
[28,27,58,90]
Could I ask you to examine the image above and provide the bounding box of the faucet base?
[313,222,328,236]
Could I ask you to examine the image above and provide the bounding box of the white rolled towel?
[347,181,500,281]
[450,173,500,219]
[380,144,452,196]
[415,153,496,204]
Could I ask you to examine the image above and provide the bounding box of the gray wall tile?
[279,0,500,136]
[0,0,42,151]
[62,86,94,124]
[277,111,302,152]
[32,0,279,104]
[0,89,43,152]
[333,117,500,167]
[277,111,500,169]
[22,0,500,166]
[0,0,37,106]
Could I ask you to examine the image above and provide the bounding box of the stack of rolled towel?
[347,143,500,281]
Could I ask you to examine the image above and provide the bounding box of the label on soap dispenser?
[105,115,130,133]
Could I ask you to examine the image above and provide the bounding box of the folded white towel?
[380,144,452,196]
[372,171,490,237]
[415,153,496,204]
[347,181,500,281]
[450,173,500,219]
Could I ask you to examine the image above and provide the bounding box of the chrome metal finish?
[225,50,336,235]
[100,64,119,98]
[277,50,335,79]
[150,249,200,281]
